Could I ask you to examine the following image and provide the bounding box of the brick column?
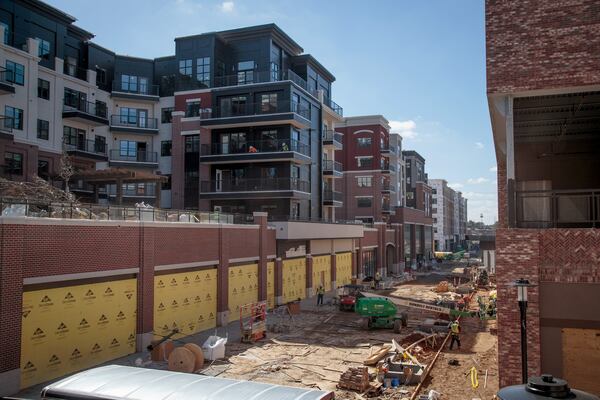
[216,225,230,326]
[305,255,313,298]
[274,257,283,305]
[330,253,337,290]
[254,212,268,302]
[0,223,24,395]
[136,224,155,352]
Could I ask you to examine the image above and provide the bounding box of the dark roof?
[402,150,425,163]
[175,23,304,56]
[294,54,336,82]
[22,0,94,40]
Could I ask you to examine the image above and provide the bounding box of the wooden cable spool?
[183,343,205,371]
[168,347,195,373]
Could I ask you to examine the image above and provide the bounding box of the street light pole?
[514,278,531,384]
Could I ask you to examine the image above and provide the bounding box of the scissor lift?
[240,301,267,343]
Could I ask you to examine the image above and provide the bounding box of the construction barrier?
[20,279,137,388]
[312,255,332,292]
[228,263,259,322]
[153,269,217,340]
[282,257,306,303]
[267,261,275,309]
[336,252,353,286]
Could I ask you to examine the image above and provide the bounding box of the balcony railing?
[200,178,310,193]
[322,130,343,145]
[323,190,343,202]
[324,97,343,117]
[201,138,310,157]
[516,189,600,228]
[208,100,310,120]
[0,197,254,224]
[109,150,158,164]
[110,115,158,130]
[380,145,397,153]
[112,80,159,96]
[0,66,12,84]
[106,185,157,197]
[63,100,108,119]
[211,66,308,91]
[322,160,343,173]
[0,116,14,132]
[381,162,396,172]
[63,63,88,81]
[64,139,107,156]
[381,203,393,212]
[381,182,393,191]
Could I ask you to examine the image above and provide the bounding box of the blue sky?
[49,0,497,223]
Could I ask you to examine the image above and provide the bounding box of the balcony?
[323,97,343,118]
[212,67,309,91]
[381,203,394,214]
[0,67,15,95]
[380,144,397,156]
[322,130,343,149]
[199,100,311,130]
[109,150,158,168]
[381,182,395,193]
[516,189,600,228]
[0,116,14,138]
[381,162,396,174]
[62,101,109,126]
[323,190,343,206]
[199,177,310,200]
[63,63,88,82]
[65,139,108,161]
[322,160,343,178]
[200,138,311,164]
[110,115,159,135]
[111,80,160,101]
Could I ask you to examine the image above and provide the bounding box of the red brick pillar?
[254,212,268,302]
[170,111,185,209]
[136,224,155,352]
[306,255,313,298]
[216,224,230,326]
[496,229,541,387]
[275,257,283,305]
[330,253,337,290]
[0,223,24,395]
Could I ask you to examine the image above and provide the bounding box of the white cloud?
[448,182,464,189]
[467,177,490,184]
[475,142,484,150]
[220,1,235,12]
[489,166,497,172]
[389,120,418,139]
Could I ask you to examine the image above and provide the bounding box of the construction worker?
[316,285,325,306]
[448,319,461,350]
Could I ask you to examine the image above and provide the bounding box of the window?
[64,88,86,109]
[185,135,199,153]
[196,57,210,87]
[95,135,106,154]
[357,156,373,168]
[259,93,277,113]
[38,160,49,180]
[237,60,255,84]
[121,75,138,93]
[95,100,107,118]
[161,140,172,156]
[185,101,200,117]
[357,176,372,187]
[219,132,246,154]
[407,192,414,200]
[37,119,49,140]
[219,96,247,117]
[161,107,174,123]
[179,59,192,76]
[0,22,8,44]
[96,68,106,86]
[5,106,23,130]
[36,38,50,59]
[357,137,372,148]
[119,107,138,124]
[357,197,372,208]
[261,130,278,152]
[119,140,137,157]
[161,174,172,190]
[5,151,23,175]
[37,78,50,99]
[6,60,24,85]
[63,126,84,146]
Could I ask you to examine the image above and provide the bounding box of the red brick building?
[487,0,600,393]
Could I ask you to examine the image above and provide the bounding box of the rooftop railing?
[516,189,600,228]
[0,198,254,224]
[267,215,362,225]
[201,138,310,157]
[200,177,310,193]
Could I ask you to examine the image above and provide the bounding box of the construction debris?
[338,367,370,392]
[0,177,74,203]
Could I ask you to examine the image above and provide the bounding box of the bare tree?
[58,150,74,194]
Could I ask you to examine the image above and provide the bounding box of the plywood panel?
[154,269,217,340]
[312,255,331,292]
[562,328,600,395]
[282,258,306,303]
[336,252,353,286]
[228,263,259,322]
[21,279,137,388]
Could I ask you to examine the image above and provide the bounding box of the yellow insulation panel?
[282,257,306,303]
[336,252,353,286]
[153,269,217,340]
[228,263,259,322]
[267,261,275,309]
[20,279,137,388]
[312,255,332,292]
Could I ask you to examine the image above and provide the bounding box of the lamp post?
[513,278,532,384]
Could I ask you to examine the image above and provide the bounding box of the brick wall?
[497,158,507,228]
[486,0,600,94]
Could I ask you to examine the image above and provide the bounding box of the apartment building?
[487,0,600,392]
[390,132,405,207]
[0,1,343,220]
[336,115,396,223]
[428,178,468,251]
